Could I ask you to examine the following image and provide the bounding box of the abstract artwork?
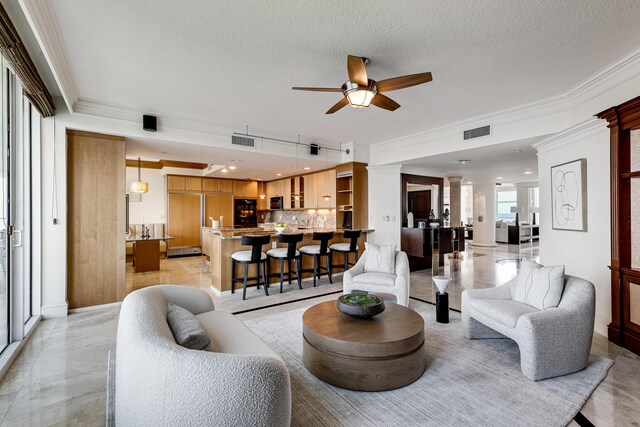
[551,159,587,231]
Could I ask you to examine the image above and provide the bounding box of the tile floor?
[0,244,638,426]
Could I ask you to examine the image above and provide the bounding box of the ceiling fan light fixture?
[346,88,375,108]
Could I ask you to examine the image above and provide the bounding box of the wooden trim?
[0,3,55,117]
[67,129,124,141]
[621,171,640,178]
[125,158,207,170]
[263,166,337,184]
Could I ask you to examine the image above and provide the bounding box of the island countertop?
[201,226,373,240]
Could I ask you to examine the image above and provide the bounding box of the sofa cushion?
[364,243,396,274]
[514,259,565,310]
[166,303,211,350]
[470,299,540,328]
[353,272,396,287]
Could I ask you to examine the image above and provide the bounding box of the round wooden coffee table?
[302,300,426,391]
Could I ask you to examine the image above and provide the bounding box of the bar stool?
[231,235,270,300]
[266,233,304,293]
[329,229,361,272]
[299,231,334,287]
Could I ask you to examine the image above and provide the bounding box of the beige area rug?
[245,300,613,427]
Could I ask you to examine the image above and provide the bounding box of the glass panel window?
[0,66,10,352]
[496,190,517,220]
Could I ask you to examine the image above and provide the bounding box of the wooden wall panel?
[67,130,125,309]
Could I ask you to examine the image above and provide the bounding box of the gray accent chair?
[461,275,595,381]
[343,250,410,306]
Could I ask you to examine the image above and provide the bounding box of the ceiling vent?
[231,135,255,148]
[463,125,491,140]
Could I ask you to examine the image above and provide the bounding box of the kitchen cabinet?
[304,170,336,208]
[202,178,234,194]
[233,180,258,198]
[304,173,318,208]
[204,194,233,227]
[167,175,202,192]
[168,193,202,247]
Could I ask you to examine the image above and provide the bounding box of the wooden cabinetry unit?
[303,170,336,208]
[67,130,125,309]
[168,193,202,248]
[233,180,258,198]
[304,173,318,208]
[204,194,233,227]
[202,178,234,194]
[336,162,368,230]
[167,175,202,192]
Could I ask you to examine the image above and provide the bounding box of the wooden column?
[67,130,125,309]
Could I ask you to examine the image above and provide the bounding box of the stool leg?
[296,257,302,289]
[261,262,269,296]
[344,252,348,271]
[266,257,271,288]
[280,259,285,293]
[355,248,359,263]
[231,260,235,294]
[327,254,333,284]
[313,255,318,287]
[242,263,248,300]
[287,259,292,284]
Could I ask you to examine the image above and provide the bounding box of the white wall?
[126,167,166,224]
[536,119,611,335]
[366,165,402,247]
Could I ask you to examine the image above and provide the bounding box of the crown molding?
[371,47,640,159]
[533,117,605,154]
[19,0,78,113]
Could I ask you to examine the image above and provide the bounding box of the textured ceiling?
[47,0,640,146]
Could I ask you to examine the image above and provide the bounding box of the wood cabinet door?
[284,179,292,209]
[266,181,276,198]
[305,173,318,208]
[204,194,233,228]
[218,179,234,193]
[185,177,202,192]
[168,193,202,247]
[202,178,218,193]
[233,180,248,197]
[167,175,186,191]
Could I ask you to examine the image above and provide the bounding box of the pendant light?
[322,147,331,202]
[259,137,266,200]
[293,135,301,201]
[130,157,149,193]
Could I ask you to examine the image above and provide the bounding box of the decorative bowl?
[273,223,287,233]
[337,294,385,318]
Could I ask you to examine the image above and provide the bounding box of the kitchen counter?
[201,226,372,293]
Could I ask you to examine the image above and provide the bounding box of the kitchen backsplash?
[262,209,337,228]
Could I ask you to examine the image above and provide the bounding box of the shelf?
[337,189,353,193]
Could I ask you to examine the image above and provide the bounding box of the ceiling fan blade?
[292,87,343,92]
[376,72,433,92]
[371,93,401,111]
[325,97,349,114]
[347,55,368,86]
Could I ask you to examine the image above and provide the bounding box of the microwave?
[270,196,284,210]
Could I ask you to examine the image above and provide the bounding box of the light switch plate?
[272,241,277,249]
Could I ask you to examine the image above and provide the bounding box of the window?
[496,190,517,220]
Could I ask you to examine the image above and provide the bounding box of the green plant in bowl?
[339,294,382,306]
[337,293,385,318]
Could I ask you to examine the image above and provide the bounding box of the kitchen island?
[202,226,371,293]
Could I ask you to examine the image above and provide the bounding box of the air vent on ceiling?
[463,125,491,140]
[231,135,255,148]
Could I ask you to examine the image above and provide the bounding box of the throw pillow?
[166,303,211,350]
[364,242,397,274]
[514,259,565,310]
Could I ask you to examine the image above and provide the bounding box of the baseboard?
[68,301,122,314]
[40,302,68,318]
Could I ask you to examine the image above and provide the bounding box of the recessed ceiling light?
[276,173,282,176]
[230,159,241,163]
[161,151,167,154]
[514,150,522,153]
[524,171,534,175]
[221,168,228,173]
[496,176,503,179]
[458,160,471,164]
[304,167,310,170]
[228,165,237,170]
[466,181,472,185]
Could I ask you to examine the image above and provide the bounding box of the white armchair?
[462,275,595,381]
[343,250,411,306]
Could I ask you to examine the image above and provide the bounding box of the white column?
[366,165,403,248]
[471,183,497,247]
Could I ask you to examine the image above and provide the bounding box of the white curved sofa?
[343,250,411,306]
[115,285,291,426]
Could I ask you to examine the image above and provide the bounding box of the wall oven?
[270,196,284,210]
[233,199,258,228]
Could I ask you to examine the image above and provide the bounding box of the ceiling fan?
[292,55,432,114]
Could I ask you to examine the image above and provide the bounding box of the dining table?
[126,234,174,273]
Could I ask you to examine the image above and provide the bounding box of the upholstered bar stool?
[329,229,361,273]
[299,231,334,287]
[266,233,304,293]
[231,235,270,300]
